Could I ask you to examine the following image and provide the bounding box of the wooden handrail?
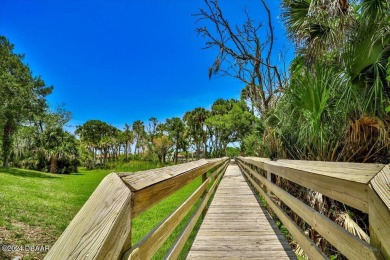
[369,165,390,260]
[45,157,229,260]
[236,156,389,260]
[120,158,226,217]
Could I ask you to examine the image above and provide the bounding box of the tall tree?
[153,135,172,163]
[121,123,134,161]
[165,117,186,164]
[75,120,117,166]
[206,99,255,157]
[0,36,52,167]
[184,107,210,159]
[132,120,146,155]
[147,117,158,143]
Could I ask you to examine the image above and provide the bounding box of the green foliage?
[165,117,187,163]
[75,120,120,167]
[225,146,240,157]
[11,109,79,174]
[0,36,52,167]
[184,107,210,159]
[241,119,264,156]
[152,135,173,163]
[132,120,147,154]
[205,99,255,157]
[275,220,292,241]
[275,0,390,162]
[281,63,346,159]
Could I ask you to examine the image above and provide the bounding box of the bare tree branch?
[195,0,286,115]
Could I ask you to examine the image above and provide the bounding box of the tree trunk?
[2,119,14,167]
[125,142,128,161]
[103,148,107,165]
[204,141,208,159]
[174,143,178,164]
[50,156,58,173]
[196,143,201,160]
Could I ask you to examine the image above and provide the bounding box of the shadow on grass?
[0,167,60,179]
[68,173,84,176]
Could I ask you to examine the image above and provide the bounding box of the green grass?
[0,161,205,259]
[132,177,203,259]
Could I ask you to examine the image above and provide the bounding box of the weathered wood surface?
[187,163,296,260]
[125,160,229,260]
[121,158,228,217]
[369,165,390,260]
[166,161,229,260]
[238,157,385,213]
[274,159,384,183]
[370,165,390,209]
[44,173,132,260]
[238,162,327,260]
[238,161,382,260]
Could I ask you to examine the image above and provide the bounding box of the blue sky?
[1,0,291,131]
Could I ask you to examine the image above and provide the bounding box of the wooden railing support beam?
[369,165,390,260]
[201,171,208,219]
[44,173,132,260]
[236,157,389,260]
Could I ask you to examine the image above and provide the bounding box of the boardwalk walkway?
[187,162,296,259]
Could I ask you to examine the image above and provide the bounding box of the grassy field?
[0,161,203,260]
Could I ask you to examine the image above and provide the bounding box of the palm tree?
[281,0,390,158]
[41,128,78,174]
[281,0,353,62]
[121,124,133,161]
[166,117,186,164]
[184,108,210,159]
[132,120,146,155]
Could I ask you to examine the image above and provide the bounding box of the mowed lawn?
[0,162,203,260]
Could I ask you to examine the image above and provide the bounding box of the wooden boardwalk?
[187,162,296,259]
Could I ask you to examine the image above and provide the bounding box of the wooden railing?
[44,157,230,260]
[236,156,390,260]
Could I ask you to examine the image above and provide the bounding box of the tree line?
[75,98,255,168]
[0,34,256,172]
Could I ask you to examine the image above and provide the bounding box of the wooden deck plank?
[187,163,296,260]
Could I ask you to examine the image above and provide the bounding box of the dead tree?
[195,0,285,115]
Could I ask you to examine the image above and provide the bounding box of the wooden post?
[201,171,208,219]
[369,166,390,260]
[266,171,272,195]
[44,173,132,260]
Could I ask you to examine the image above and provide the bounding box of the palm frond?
[361,0,390,22]
[336,212,370,242]
[294,243,309,259]
[282,0,312,43]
